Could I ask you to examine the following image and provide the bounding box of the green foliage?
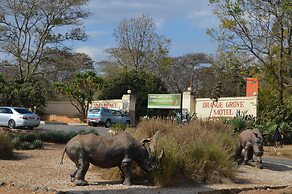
[222,112,256,134]
[0,0,89,80]
[37,129,99,144]
[11,133,43,150]
[100,69,168,119]
[258,87,292,125]
[209,0,292,105]
[256,121,292,145]
[111,123,127,132]
[54,71,103,119]
[131,118,236,186]
[0,133,14,159]
[0,75,46,110]
[7,129,99,150]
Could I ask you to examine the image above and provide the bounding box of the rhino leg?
[70,168,78,182]
[120,157,132,186]
[241,147,251,165]
[74,150,89,186]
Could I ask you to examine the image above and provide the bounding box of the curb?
[40,121,87,126]
[198,185,288,194]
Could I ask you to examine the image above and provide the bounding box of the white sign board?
[89,100,123,110]
[195,96,257,119]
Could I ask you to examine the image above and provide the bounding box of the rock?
[30,185,39,191]
[38,185,49,191]
[0,180,4,186]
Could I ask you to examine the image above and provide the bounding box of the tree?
[160,53,213,93]
[105,15,170,72]
[54,71,103,120]
[100,69,168,119]
[209,0,292,105]
[0,75,46,110]
[0,0,88,81]
[39,48,94,82]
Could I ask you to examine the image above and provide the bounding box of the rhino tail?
[60,148,66,165]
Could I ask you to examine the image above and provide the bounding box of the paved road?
[263,156,292,170]
[36,123,110,136]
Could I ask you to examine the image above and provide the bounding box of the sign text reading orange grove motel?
[195,96,257,119]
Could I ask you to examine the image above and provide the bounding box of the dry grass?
[100,118,237,187]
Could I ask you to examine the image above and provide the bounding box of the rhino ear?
[253,132,258,137]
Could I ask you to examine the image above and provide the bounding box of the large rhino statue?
[60,132,164,186]
[235,128,264,168]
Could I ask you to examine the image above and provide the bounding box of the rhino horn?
[158,149,164,162]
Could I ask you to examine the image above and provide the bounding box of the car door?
[110,109,118,124]
[0,108,6,125]
[0,108,13,126]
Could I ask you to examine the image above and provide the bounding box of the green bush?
[0,133,14,159]
[8,129,100,150]
[111,123,127,132]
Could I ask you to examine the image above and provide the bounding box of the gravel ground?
[1,142,292,194]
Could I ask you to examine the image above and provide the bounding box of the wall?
[45,96,130,116]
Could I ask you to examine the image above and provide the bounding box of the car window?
[104,109,110,114]
[0,108,13,114]
[116,111,122,116]
[89,109,100,114]
[14,108,32,114]
[0,108,5,113]
[111,110,117,116]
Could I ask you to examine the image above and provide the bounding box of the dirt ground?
[1,115,292,194]
[0,142,292,194]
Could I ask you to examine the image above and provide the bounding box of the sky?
[69,0,220,62]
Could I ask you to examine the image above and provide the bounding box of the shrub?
[0,133,14,159]
[101,118,237,187]
[111,123,127,132]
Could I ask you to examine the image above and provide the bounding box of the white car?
[0,107,40,129]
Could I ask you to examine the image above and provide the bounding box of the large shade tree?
[161,53,213,93]
[209,0,292,105]
[0,0,89,81]
[100,69,168,119]
[105,15,170,73]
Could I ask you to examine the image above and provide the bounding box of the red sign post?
[246,78,258,96]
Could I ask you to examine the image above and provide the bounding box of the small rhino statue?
[235,128,264,168]
[60,132,164,186]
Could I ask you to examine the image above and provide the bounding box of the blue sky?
[69,0,219,61]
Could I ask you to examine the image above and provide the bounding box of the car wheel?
[105,119,111,128]
[8,119,16,129]
[125,120,131,128]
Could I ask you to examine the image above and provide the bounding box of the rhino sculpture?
[235,128,264,168]
[60,132,164,186]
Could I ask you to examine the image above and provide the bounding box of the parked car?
[0,107,40,129]
[87,107,131,128]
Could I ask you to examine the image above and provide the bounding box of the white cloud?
[85,0,218,29]
[86,30,108,38]
[74,46,109,61]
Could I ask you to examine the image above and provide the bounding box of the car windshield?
[14,108,33,114]
[89,109,101,114]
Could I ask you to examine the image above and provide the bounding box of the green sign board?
[148,94,181,109]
